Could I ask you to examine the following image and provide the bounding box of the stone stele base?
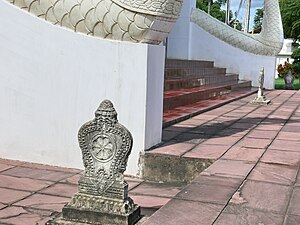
[251,95,271,105]
[46,194,141,225]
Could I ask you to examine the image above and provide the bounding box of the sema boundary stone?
[251,67,271,105]
[47,100,140,225]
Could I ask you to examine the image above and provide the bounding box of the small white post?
[251,67,271,105]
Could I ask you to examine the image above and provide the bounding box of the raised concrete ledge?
[0,0,165,176]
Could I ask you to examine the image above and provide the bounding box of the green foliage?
[279,0,300,41]
[253,8,264,30]
[292,62,300,76]
[291,48,300,62]
[196,0,227,22]
[291,48,300,77]
[196,0,241,29]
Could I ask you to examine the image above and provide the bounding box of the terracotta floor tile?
[0,158,24,166]
[0,174,53,192]
[14,193,70,212]
[238,118,263,124]
[296,173,300,187]
[0,163,14,173]
[203,159,255,179]
[192,175,242,188]
[277,131,300,141]
[162,130,182,141]
[256,124,283,131]
[20,162,82,173]
[216,128,248,137]
[39,183,78,198]
[174,132,207,144]
[176,182,237,205]
[235,137,272,149]
[183,144,230,159]
[129,182,182,198]
[287,187,300,216]
[269,140,300,152]
[248,163,297,186]
[222,146,265,162]
[231,180,291,213]
[215,207,284,225]
[261,150,300,167]
[0,187,31,204]
[2,166,75,182]
[126,181,142,191]
[163,125,193,133]
[246,129,279,139]
[142,199,223,225]
[129,195,171,209]
[202,136,242,146]
[0,203,6,210]
[59,173,81,185]
[282,125,300,133]
[284,214,300,225]
[0,206,52,225]
[147,141,195,156]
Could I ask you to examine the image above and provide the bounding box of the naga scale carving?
[7,0,183,44]
[47,100,140,225]
[191,0,283,56]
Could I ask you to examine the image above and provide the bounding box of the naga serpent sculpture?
[191,0,284,56]
[7,0,183,44]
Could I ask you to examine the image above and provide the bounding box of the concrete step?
[165,59,214,69]
[231,80,252,90]
[164,74,239,91]
[164,84,234,111]
[163,86,257,128]
[165,67,227,79]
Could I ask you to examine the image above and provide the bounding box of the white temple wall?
[167,0,276,89]
[166,0,195,59]
[189,24,276,89]
[0,1,164,176]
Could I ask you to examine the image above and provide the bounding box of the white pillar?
[0,0,165,176]
[166,0,196,59]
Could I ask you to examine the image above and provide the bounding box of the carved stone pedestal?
[46,100,141,225]
[251,95,271,105]
[47,194,140,225]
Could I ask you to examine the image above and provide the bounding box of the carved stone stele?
[251,67,271,105]
[47,100,140,225]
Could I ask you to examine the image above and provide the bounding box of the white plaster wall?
[166,0,195,59]
[0,1,164,176]
[189,24,276,89]
[167,0,276,89]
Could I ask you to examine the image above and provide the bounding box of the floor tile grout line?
[280,99,300,224]
[160,93,257,146]
[211,91,299,224]
[180,91,281,158]
[3,171,81,209]
[177,98,262,157]
[0,165,18,174]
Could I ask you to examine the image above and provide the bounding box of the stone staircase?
[163,59,255,127]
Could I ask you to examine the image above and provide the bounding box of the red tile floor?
[0,90,300,225]
[144,90,300,225]
[0,158,183,224]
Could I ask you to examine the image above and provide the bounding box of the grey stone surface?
[251,67,271,105]
[47,100,140,225]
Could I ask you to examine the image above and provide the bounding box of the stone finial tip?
[95,100,117,119]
